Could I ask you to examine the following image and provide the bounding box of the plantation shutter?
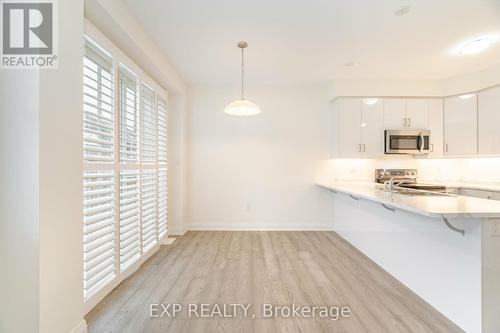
[119,67,139,162]
[157,97,168,163]
[158,168,168,238]
[119,171,140,271]
[83,171,116,300]
[83,39,114,163]
[141,170,157,251]
[140,84,156,163]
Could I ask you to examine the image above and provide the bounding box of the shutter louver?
[141,170,157,251]
[157,97,168,163]
[119,67,139,162]
[83,171,116,300]
[119,171,140,271]
[83,39,114,163]
[158,168,168,238]
[141,84,156,163]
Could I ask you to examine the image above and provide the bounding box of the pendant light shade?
[224,99,261,116]
[224,41,261,116]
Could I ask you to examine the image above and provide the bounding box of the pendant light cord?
[241,46,245,99]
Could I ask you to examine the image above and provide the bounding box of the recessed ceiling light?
[363,98,379,105]
[459,93,475,99]
[395,5,411,17]
[451,35,498,56]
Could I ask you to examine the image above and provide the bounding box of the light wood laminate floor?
[86,231,463,333]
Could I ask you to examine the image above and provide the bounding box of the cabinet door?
[337,98,362,157]
[493,192,500,201]
[444,95,478,156]
[361,98,384,157]
[478,86,500,155]
[406,99,429,129]
[428,99,444,157]
[383,98,407,129]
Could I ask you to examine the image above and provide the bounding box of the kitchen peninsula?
[318,181,500,333]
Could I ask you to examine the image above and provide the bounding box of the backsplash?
[318,157,500,184]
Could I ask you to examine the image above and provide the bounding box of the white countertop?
[317,181,500,219]
[431,181,500,192]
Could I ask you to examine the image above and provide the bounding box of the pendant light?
[224,41,261,116]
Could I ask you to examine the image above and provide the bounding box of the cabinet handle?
[358,144,362,152]
[408,118,411,127]
[430,143,434,152]
[403,118,407,127]
[445,144,449,153]
[363,144,366,152]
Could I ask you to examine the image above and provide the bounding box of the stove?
[375,169,447,192]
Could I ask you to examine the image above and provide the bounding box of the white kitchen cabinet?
[383,98,429,130]
[383,98,407,129]
[493,192,500,201]
[361,98,384,157]
[406,99,429,129]
[478,86,500,155]
[333,98,384,158]
[444,95,478,156]
[427,99,444,157]
[336,98,362,158]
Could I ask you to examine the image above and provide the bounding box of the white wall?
[328,62,500,100]
[187,85,334,230]
[322,157,500,184]
[38,1,85,332]
[0,71,40,333]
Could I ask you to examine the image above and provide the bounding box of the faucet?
[384,177,414,192]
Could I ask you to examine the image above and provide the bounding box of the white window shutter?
[141,170,157,251]
[158,168,168,238]
[119,171,140,271]
[83,39,114,163]
[119,67,139,162]
[83,171,116,300]
[157,97,168,163]
[140,84,156,163]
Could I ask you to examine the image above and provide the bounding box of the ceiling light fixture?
[452,35,498,56]
[363,98,379,105]
[459,93,475,99]
[224,42,261,116]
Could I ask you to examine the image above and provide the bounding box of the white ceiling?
[124,0,500,86]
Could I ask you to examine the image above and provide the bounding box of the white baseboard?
[188,224,334,231]
[161,237,176,245]
[69,319,87,333]
[168,228,187,236]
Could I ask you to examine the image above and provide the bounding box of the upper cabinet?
[333,98,383,158]
[331,89,500,159]
[427,99,444,157]
[335,98,362,158]
[406,99,429,129]
[362,98,384,158]
[478,86,500,155]
[383,98,429,130]
[444,94,478,156]
[383,99,407,129]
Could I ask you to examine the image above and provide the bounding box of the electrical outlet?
[488,220,500,237]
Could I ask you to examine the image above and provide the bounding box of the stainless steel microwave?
[385,130,431,154]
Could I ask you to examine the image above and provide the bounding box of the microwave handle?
[418,132,424,152]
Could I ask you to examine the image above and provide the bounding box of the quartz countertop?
[317,181,500,219]
[430,181,500,192]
